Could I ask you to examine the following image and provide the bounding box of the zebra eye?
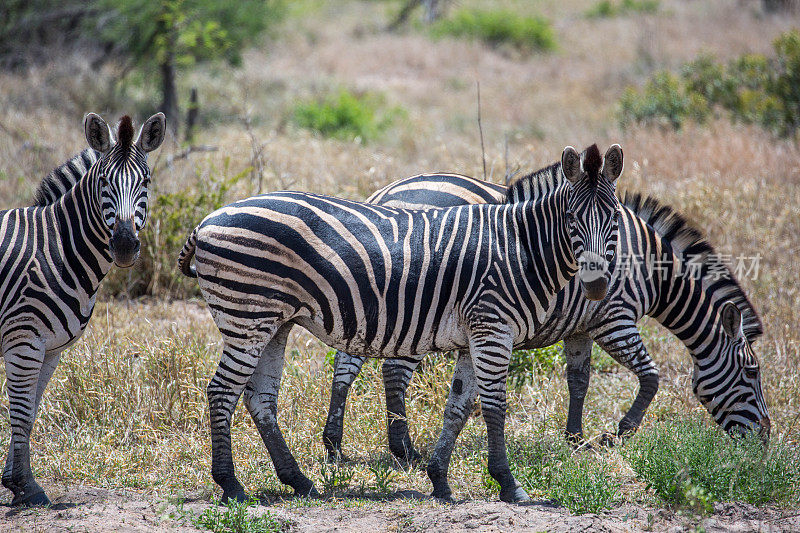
[566,211,576,225]
[612,210,620,222]
[744,367,759,380]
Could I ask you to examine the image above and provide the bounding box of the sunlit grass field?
[1,0,799,522]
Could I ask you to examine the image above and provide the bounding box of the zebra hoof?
[325,450,350,465]
[12,490,51,507]
[294,485,320,498]
[431,488,453,502]
[499,485,530,504]
[404,449,424,469]
[599,432,617,448]
[221,490,249,504]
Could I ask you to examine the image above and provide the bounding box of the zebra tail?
[178,226,199,278]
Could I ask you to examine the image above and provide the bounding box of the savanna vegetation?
[1,0,799,531]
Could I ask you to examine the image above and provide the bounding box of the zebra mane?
[622,191,764,340]
[505,144,601,204]
[117,115,134,150]
[33,148,101,206]
[505,160,563,204]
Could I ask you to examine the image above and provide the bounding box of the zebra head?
[84,112,166,267]
[561,144,622,301]
[694,301,770,441]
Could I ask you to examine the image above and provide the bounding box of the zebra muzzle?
[578,252,609,301]
[110,217,140,268]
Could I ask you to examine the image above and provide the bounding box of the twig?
[476,81,487,181]
[242,113,268,194]
[158,145,217,170]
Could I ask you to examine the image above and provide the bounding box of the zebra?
[178,144,624,503]
[323,170,769,470]
[0,113,165,506]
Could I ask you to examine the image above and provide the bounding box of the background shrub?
[430,9,556,52]
[292,89,403,143]
[619,70,710,129]
[619,29,800,136]
[585,0,659,19]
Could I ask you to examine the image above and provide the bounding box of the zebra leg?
[2,339,50,506]
[207,340,263,503]
[471,329,529,503]
[322,350,366,463]
[427,350,477,500]
[244,325,318,498]
[563,334,593,445]
[592,326,659,442]
[383,357,422,466]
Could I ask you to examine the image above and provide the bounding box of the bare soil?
[2,481,799,532]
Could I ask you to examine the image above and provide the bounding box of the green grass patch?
[509,435,620,514]
[193,498,287,533]
[292,89,403,143]
[622,418,800,508]
[585,0,659,19]
[507,344,564,389]
[430,9,556,52]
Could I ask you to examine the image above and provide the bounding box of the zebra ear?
[602,144,623,183]
[136,112,167,153]
[721,301,743,340]
[84,113,113,153]
[561,146,582,184]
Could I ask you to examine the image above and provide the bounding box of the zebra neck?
[53,173,115,294]
[510,194,577,325]
[521,192,577,284]
[647,253,728,364]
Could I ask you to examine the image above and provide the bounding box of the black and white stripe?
[323,169,769,468]
[0,113,165,507]
[178,144,623,503]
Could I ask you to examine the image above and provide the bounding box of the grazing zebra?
[323,171,769,470]
[0,113,165,506]
[178,144,623,503]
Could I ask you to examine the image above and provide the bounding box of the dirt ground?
[2,481,799,532]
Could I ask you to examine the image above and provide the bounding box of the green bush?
[619,29,800,136]
[622,418,800,507]
[292,89,402,143]
[103,160,246,298]
[585,0,659,19]
[619,70,710,129]
[430,9,556,52]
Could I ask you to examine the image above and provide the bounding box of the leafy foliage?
[619,70,710,129]
[585,0,659,19]
[622,418,800,507]
[620,30,800,136]
[292,89,403,143]
[95,0,284,70]
[430,9,556,52]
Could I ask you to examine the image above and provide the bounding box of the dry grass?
[0,0,799,513]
